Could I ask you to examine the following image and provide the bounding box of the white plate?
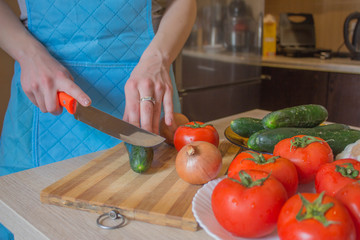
[192,177,279,240]
[192,178,316,240]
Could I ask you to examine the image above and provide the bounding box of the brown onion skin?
[159,113,189,146]
[175,141,222,184]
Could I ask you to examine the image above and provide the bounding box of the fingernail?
[83,98,90,106]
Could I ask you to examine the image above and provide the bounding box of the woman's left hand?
[123,53,174,134]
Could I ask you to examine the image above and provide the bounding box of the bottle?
[263,14,277,57]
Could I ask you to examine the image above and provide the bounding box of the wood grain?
[40,141,240,231]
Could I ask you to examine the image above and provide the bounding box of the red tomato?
[273,135,333,183]
[227,150,298,197]
[173,121,219,151]
[315,158,360,197]
[211,169,287,238]
[335,181,360,240]
[277,192,356,240]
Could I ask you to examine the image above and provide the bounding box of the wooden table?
[0,109,267,240]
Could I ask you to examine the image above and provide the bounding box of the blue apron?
[0,0,180,238]
[0,0,180,175]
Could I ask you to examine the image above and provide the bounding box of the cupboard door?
[260,67,328,111]
[180,55,261,90]
[180,81,261,122]
[327,73,360,127]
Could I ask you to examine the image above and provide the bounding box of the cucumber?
[262,104,328,129]
[247,123,358,155]
[230,117,265,138]
[125,143,154,173]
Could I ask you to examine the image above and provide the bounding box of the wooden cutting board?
[40,141,240,231]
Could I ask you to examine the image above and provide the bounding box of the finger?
[33,91,47,113]
[58,79,91,107]
[124,83,141,127]
[44,89,62,115]
[139,94,155,132]
[152,89,164,134]
[162,83,174,127]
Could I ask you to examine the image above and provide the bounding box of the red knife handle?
[58,92,76,114]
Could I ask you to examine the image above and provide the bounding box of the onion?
[159,113,189,145]
[175,141,222,184]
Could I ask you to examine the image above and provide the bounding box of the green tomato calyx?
[296,192,338,227]
[290,135,323,149]
[230,170,270,188]
[184,121,211,129]
[244,151,279,164]
[336,163,359,179]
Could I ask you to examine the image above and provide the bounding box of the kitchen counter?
[0,109,268,240]
[182,48,360,75]
[262,55,360,75]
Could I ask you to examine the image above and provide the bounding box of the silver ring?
[96,210,126,230]
[140,96,155,104]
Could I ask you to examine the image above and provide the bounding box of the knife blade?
[58,92,165,147]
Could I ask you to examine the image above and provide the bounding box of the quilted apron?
[0,0,180,176]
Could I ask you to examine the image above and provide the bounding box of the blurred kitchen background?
[1,0,360,134]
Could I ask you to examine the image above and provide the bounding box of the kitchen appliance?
[278,13,319,57]
[344,12,360,60]
[58,92,164,147]
[41,141,239,231]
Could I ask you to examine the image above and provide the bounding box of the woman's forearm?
[0,0,45,64]
[142,0,197,67]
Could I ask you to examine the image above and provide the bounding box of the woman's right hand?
[19,44,91,115]
[0,0,90,115]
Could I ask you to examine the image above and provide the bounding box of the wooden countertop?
[0,109,268,240]
[182,49,360,75]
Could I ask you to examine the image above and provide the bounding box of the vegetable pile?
[211,104,360,239]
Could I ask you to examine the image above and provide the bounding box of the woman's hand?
[19,43,91,115]
[0,0,91,115]
[123,52,174,134]
[122,0,196,134]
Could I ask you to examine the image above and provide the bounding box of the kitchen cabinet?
[260,67,329,110]
[178,55,261,122]
[327,72,360,127]
[260,66,360,127]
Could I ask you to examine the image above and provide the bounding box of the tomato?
[211,169,287,238]
[227,150,298,197]
[273,135,333,183]
[277,192,356,240]
[173,121,219,151]
[335,181,360,240]
[315,158,360,196]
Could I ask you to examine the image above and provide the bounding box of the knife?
[58,92,165,147]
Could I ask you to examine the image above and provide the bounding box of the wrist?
[16,36,47,65]
[140,47,172,70]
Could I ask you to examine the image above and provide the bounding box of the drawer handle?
[197,65,216,72]
[261,74,272,81]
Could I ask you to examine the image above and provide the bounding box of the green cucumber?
[230,117,265,138]
[262,104,328,129]
[247,123,358,155]
[125,143,154,173]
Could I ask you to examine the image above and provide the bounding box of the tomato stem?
[335,163,359,179]
[184,121,212,129]
[230,170,270,188]
[296,192,338,227]
[244,151,279,164]
[290,136,323,149]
